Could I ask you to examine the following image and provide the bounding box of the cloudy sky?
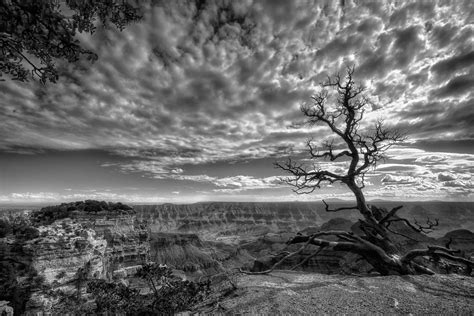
[1,0,473,204]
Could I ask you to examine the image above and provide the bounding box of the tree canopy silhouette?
[0,0,142,84]
[244,67,473,276]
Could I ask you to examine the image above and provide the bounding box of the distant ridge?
[1,199,472,210]
[133,199,473,206]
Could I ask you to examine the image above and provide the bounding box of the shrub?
[0,219,12,238]
[136,263,210,314]
[87,279,141,314]
[31,200,134,225]
[19,226,40,240]
[55,271,67,279]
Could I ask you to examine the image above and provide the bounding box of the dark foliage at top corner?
[0,0,142,84]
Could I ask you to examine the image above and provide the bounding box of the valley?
[0,200,473,314]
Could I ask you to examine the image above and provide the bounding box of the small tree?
[86,279,141,314]
[248,67,473,275]
[0,219,12,238]
[0,0,142,84]
[136,263,210,314]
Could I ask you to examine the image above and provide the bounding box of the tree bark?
[269,67,474,276]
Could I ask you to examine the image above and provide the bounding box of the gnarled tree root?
[240,231,474,276]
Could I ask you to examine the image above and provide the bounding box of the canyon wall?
[134,202,356,242]
[26,219,107,285]
[71,211,150,276]
[1,200,473,314]
[134,201,474,239]
[135,201,474,275]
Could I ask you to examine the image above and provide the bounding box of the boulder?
[0,301,13,316]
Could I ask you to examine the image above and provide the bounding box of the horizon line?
[1,199,472,209]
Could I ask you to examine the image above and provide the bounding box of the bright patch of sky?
[1,0,473,204]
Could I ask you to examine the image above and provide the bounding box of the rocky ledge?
[25,219,107,286]
[211,271,474,315]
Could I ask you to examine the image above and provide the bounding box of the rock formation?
[0,301,13,316]
[1,200,473,314]
[134,201,474,238]
[25,219,107,286]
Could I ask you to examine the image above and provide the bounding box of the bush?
[19,226,40,240]
[0,219,12,238]
[109,201,133,211]
[55,271,67,279]
[87,263,211,314]
[31,200,134,225]
[50,292,93,315]
[0,254,44,315]
[31,204,70,225]
[136,263,210,314]
[151,279,210,313]
[0,216,40,240]
[87,279,141,314]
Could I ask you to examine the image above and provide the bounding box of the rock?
[134,202,337,237]
[149,232,222,276]
[68,211,150,276]
[24,219,107,286]
[248,217,367,274]
[251,246,356,274]
[4,200,473,314]
[209,271,474,315]
[252,254,275,271]
[0,301,13,316]
[113,265,143,279]
[320,217,354,232]
[17,208,150,314]
[25,292,55,315]
[438,229,474,257]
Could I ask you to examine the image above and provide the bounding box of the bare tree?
[245,67,473,275]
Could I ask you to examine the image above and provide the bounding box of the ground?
[213,271,474,315]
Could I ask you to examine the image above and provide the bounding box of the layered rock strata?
[24,219,107,286]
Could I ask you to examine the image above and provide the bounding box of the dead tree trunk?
[248,67,474,276]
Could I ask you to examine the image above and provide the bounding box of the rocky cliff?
[133,201,474,275]
[437,229,474,259]
[208,271,474,315]
[1,200,473,314]
[134,201,474,239]
[0,201,152,315]
[134,202,329,240]
[246,218,369,274]
[148,232,222,277]
[70,211,150,276]
[25,219,107,285]
[22,219,107,314]
[0,201,238,314]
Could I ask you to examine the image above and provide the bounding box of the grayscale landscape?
[1,0,473,315]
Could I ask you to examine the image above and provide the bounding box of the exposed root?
[403,247,474,269]
[241,224,473,276]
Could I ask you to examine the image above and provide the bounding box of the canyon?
[0,200,473,314]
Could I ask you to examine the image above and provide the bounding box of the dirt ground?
[212,271,474,315]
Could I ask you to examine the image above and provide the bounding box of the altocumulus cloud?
[364,146,474,200]
[1,0,473,202]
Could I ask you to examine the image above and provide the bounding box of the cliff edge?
[210,271,474,315]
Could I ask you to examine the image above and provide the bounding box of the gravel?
[215,271,474,315]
